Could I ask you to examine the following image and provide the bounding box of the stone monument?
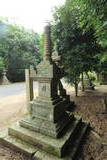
[0,69,10,85]
[0,23,89,160]
[83,73,95,91]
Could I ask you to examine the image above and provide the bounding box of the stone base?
[0,115,89,160]
[0,78,10,85]
[29,96,71,123]
[19,112,72,138]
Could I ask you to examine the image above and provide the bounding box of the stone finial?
[44,22,51,61]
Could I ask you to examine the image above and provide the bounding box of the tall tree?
[81,0,107,76]
[51,0,101,95]
[0,21,41,82]
[0,57,4,76]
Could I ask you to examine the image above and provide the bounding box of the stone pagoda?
[0,23,89,160]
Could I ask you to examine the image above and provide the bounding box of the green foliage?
[88,72,96,82]
[78,0,107,47]
[51,0,101,96]
[0,21,41,82]
[0,57,4,76]
[89,0,107,75]
[73,0,107,71]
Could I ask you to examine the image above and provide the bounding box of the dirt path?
[0,82,38,130]
[0,92,27,130]
[0,89,29,159]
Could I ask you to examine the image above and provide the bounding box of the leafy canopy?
[52,0,101,83]
[0,20,41,82]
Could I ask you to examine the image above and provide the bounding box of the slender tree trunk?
[74,82,78,97]
[81,72,85,92]
[86,72,91,85]
[96,72,100,81]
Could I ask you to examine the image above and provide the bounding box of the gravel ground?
[0,144,30,160]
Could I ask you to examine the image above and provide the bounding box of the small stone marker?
[83,73,95,90]
[0,69,10,85]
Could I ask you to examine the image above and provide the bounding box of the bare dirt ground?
[0,93,27,130]
[0,91,29,160]
[69,85,107,160]
[0,84,107,160]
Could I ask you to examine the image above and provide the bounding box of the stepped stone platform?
[0,114,89,160]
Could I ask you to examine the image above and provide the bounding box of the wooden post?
[25,69,33,107]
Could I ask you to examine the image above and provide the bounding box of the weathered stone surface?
[0,69,10,85]
[33,122,89,160]
[29,98,70,122]
[25,58,72,138]
[8,116,82,157]
[0,118,88,160]
[26,48,71,137]
[44,23,51,61]
[0,129,36,157]
[19,112,73,138]
[33,150,62,160]
[1,136,37,157]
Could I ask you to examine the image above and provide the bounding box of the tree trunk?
[86,72,91,85]
[96,72,100,81]
[75,82,78,97]
[81,72,85,92]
